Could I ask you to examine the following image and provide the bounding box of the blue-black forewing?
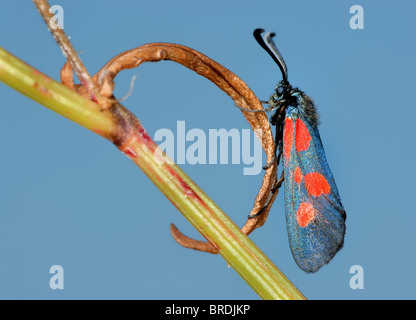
[283,103,346,273]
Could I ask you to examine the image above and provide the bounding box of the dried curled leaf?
[62,42,281,253]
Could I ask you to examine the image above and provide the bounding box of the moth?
[252,29,346,273]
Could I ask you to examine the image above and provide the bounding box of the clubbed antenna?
[253,28,288,82]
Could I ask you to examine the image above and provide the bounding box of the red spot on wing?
[295,119,311,152]
[283,118,293,161]
[294,166,302,184]
[297,202,315,228]
[304,172,331,197]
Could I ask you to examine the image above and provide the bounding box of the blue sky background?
[0,1,415,300]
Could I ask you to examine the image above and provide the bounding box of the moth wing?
[283,115,346,273]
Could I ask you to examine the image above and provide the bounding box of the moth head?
[270,80,292,106]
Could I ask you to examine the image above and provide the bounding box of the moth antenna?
[253,28,288,82]
[264,32,288,82]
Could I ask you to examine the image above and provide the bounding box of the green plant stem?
[0,48,114,137]
[0,47,306,300]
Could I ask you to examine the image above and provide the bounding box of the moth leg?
[248,171,284,219]
[234,102,275,113]
[263,151,276,170]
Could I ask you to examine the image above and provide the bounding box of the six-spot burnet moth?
[252,29,346,273]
